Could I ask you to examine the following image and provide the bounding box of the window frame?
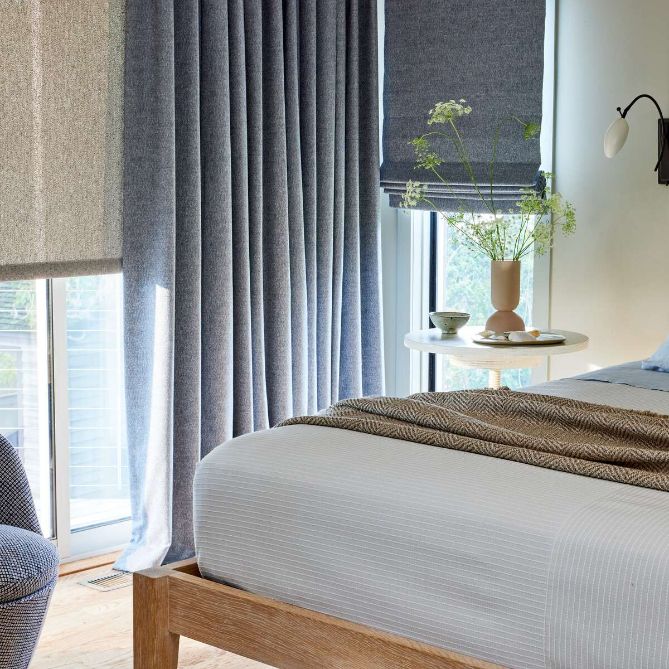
[50,276,130,562]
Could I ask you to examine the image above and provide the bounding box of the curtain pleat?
[283,0,309,418]
[228,0,254,436]
[330,0,345,400]
[118,0,383,571]
[341,0,363,399]
[244,0,270,431]
[262,0,293,427]
[314,0,337,409]
[299,0,318,413]
[359,0,383,396]
[168,0,203,564]
[199,2,234,455]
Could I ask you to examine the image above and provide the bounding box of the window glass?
[65,274,129,530]
[0,280,52,536]
[433,221,534,390]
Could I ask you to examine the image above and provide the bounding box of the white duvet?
[194,379,669,669]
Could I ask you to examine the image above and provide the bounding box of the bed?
[134,369,669,669]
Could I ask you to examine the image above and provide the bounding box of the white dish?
[473,332,566,347]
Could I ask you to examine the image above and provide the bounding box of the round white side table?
[404,326,589,389]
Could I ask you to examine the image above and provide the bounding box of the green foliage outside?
[0,352,17,387]
[436,222,534,391]
[0,281,38,391]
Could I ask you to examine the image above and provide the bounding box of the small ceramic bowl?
[429,311,470,335]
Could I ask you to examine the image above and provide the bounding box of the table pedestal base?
[449,356,543,390]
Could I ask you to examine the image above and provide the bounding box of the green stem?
[427,166,478,221]
[412,130,488,219]
[512,212,530,260]
[515,216,546,259]
[419,196,495,258]
[447,120,496,215]
[515,223,535,260]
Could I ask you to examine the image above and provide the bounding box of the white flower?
[427,99,472,125]
[401,180,427,207]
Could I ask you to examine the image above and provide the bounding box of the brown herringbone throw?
[279,390,669,491]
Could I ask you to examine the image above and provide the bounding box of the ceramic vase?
[485,260,525,333]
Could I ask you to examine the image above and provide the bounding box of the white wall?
[551,0,669,378]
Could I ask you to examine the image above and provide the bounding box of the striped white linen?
[194,379,669,669]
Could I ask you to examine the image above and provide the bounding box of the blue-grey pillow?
[642,336,669,372]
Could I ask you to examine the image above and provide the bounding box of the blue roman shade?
[381,0,546,211]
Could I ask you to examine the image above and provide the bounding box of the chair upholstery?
[0,433,59,669]
[0,526,59,604]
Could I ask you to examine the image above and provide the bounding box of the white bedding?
[194,379,669,669]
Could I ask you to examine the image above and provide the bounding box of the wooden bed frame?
[133,558,506,669]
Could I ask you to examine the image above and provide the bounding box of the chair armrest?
[0,433,41,534]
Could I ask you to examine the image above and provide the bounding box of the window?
[0,274,129,559]
[64,275,129,530]
[429,213,534,391]
[0,280,51,535]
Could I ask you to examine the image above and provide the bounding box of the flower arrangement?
[401,99,575,261]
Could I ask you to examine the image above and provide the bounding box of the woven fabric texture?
[0,433,58,669]
[0,585,54,669]
[381,0,546,210]
[0,1,125,280]
[118,0,384,570]
[281,389,669,491]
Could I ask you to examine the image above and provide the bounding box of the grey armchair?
[0,433,59,669]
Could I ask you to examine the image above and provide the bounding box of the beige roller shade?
[0,0,125,280]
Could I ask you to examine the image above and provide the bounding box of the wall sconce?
[603,93,669,185]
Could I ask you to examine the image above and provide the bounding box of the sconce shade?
[604,116,629,158]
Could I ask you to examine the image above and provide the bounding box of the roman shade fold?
[381,0,546,212]
[0,1,125,280]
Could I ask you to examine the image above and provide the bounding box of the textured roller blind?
[0,1,125,280]
[381,0,546,211]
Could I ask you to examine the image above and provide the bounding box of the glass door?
[0,275,129,559]
[52,274,130,558]
[0,279,52,536]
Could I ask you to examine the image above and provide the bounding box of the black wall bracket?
[617,94,669,186]
[658,118,669,185]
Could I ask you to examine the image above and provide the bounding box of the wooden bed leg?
[133,569,179,669]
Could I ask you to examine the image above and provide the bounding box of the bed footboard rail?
[133,558,506,669]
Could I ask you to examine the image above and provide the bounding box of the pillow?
[641,336,669,372]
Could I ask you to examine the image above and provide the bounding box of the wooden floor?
[32,564,270,669]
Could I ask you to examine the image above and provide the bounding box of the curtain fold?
[117,0,384,571]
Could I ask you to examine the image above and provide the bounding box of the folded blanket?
[280,390,669,492]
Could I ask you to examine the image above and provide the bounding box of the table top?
[404,326,589,361]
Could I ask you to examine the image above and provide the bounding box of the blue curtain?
[117,0,384,571]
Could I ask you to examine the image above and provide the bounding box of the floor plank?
[58,551,122,577]
[32,565,270,669]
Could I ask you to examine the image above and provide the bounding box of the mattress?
[194,378,669,669]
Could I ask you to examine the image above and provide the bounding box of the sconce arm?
[617,93,667,171]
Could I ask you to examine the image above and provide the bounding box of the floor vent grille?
[78,570,132,592]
